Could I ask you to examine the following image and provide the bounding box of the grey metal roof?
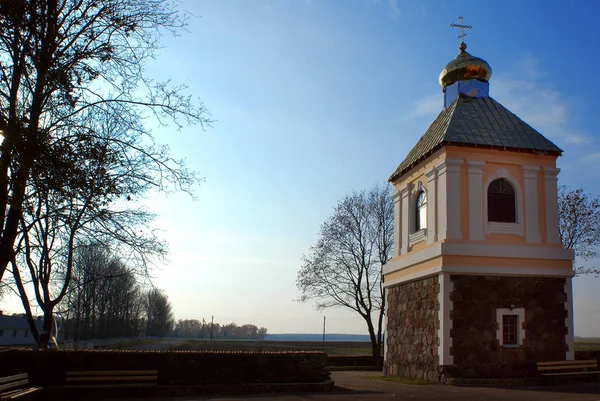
[389,95,563,182]
[0,315,42,330]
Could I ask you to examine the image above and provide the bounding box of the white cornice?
[437,158,463,175]
[441,242,574,260]
[384,264,574,288]
[383,242,573,275]
[543,167,560,178]
[383,243,442,275]
[523,165,540,179]
[467,160,486,169]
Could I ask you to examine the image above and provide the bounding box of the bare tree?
[0,0,209,347]
[60,244,144,342]
[144,288,174,338]
[297,184,393,366]
[12,106,178,347]
[558,186,600,276]
[0,0,210,286]
[257,327,268,340]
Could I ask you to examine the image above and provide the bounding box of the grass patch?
[574,337,600,351]
[329,366,377,371]
[324,347,372,356]
[162,339,372,355]
[362,375,435,385]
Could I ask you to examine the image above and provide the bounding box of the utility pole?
[210,316,214,341]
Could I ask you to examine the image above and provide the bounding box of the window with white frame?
[415,191,427,231]
[488,179,516,223]
[496,308,525,347]
[502,315,518,345]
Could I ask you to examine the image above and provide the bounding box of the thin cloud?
[516,54,548,81]
[399,56,593,150]
[492,78,568,131]
[581,152,600,163]
[369,0,401,19]
[493,77,594,147]
[395,93,440,122]
[564,132,593,145]
[387,0,401,18]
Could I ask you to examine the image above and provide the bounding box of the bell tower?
[383,19,574,382]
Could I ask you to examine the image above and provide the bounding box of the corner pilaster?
[544,168,561,244]
[467,161,485,241]
[438,273,453,366]
[437,158,463,241]
[400,187,410,254]
[426,168,437,244]
[392,190,402,258]
[565,278,574,360]
[523,166,541,243]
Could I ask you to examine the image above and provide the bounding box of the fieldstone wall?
[384,275,440,381]
[448,275,567,378]
[0,349,330,386]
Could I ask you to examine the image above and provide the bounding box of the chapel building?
[383,38,574,381]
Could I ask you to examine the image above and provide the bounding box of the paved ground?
[104,371,600,401]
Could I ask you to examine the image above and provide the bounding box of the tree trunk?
[364,314,383,370]
[38,309,54,349]
[12,260,40,344]
[376,290,386,370]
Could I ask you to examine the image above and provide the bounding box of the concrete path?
[327,371,600,400]
[105,371,600,401]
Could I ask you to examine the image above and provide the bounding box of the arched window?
[488,179,516,222]
[415,191,427,231]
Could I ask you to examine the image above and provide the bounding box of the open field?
[574,337,600,351]
[127,337,600,354]
[115,338,372,355]
[7,337,599,354]
[162,339,373,356]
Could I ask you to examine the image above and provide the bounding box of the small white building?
[0,313,41,346]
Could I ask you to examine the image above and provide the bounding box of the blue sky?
[4,0,600,336]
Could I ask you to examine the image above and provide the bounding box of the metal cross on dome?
[450,16,472,43]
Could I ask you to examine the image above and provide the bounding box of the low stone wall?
[384,275,440,381]
[0,348,329,386]
[441,362,538,379]
[441,350,600,381]
[575,350,600,363]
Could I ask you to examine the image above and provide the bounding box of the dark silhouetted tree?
[297,184,393,366]
[144,288,174,338]
[60,244,145,342]
[1,0,210,347]
[559,186,600,276]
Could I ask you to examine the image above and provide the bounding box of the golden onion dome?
[439,43,492,88]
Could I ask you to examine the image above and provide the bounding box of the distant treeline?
[264,333,371,342]
[172,319,267,340]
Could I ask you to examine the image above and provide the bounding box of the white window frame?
[409,183,428,246]
[496,307,525,347]
[484,169,524,236]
